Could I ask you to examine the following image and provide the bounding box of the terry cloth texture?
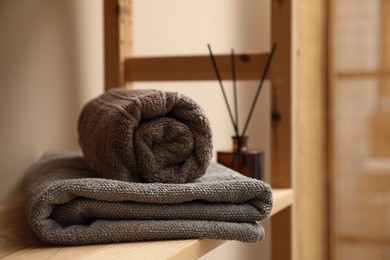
[24,150,273,246]
[78,88,213,183]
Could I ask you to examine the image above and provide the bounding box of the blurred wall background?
[331,0,390,258]
[0,0,103,203]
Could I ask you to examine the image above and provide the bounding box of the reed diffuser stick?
[241,43,277,137]
[212,44,276,179]
[231,49,239,134]
[207,44,239,136]
[231,48,242,171]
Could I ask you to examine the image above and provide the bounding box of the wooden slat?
[270,1,294,189]
[296,0,328,260]
[119,0,132,89]
[337,70,390,79]
[327,0,338,259]
[271,0,298,258]
[124,53,271,81]
[339,235,390,246]
[0,189,293,260]
[272,207,292,260]
[370,112,390,157]
[104,0,120,90]
[378,0,390,98]
[104,0,132,90]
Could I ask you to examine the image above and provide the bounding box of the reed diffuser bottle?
[207,43,277,181]
[217,136,264,180]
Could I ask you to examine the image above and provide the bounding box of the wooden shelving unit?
[0,189,293,260]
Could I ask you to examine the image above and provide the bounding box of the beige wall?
[0,0,103,203]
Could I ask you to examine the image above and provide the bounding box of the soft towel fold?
[24,150,273,245]
[78,88,213,183]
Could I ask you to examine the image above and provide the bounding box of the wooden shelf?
[124,53,271,82]
[270,188,294,216]
[0,189,293,260]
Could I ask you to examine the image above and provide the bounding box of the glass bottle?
[217,136,264,180]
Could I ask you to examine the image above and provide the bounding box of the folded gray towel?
[78,88,213,183]
[24,150,273,245]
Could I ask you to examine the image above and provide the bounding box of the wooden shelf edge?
[270,188,294,217]
[0,188,293,260]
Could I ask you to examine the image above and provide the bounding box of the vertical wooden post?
[271,0,298,259]
[104,0,120,90]
[119,0,133,89]
[327,0,337,258]
[272,0,328,259]
[379,0,390,98]
[298,0,328,260]
[104,0,132,91]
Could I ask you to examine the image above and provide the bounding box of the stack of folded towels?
[24,88,273,245]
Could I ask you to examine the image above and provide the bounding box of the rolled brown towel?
[78,88,213,183]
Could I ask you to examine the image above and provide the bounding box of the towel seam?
[95,98,136,122]
[106,89,142,101]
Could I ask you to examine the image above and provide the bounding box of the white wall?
[132,1,271,259]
